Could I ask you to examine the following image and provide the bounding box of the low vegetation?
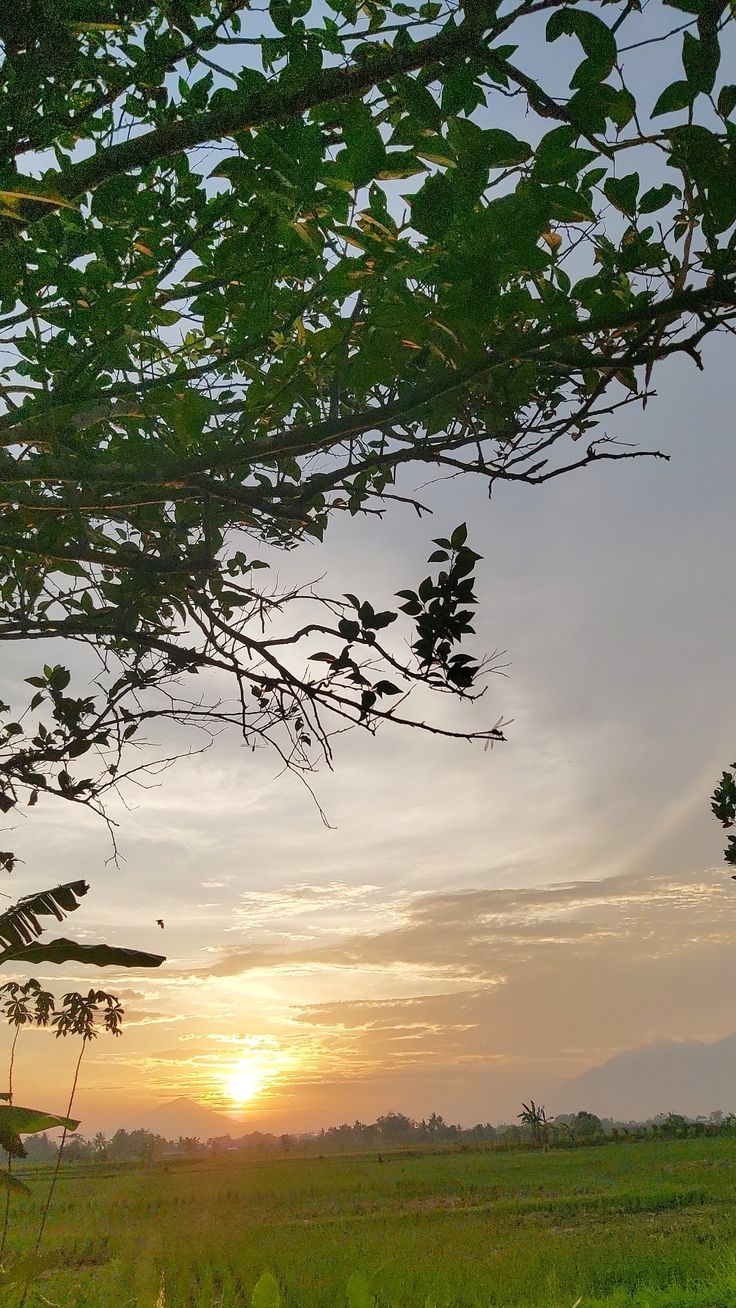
[17,1107,736,1166]
[5,1134,736,1306]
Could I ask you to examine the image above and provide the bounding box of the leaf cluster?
[712,764,736,868]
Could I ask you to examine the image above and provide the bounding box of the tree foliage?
[0,0,734,858]
[712,763,736,868]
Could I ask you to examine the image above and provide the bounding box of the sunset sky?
[3,326,735,1135]
[1,6,735,1139]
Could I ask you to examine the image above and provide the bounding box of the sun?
[225,1058,265,1105]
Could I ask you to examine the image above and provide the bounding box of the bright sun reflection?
[225,1057,267,1105]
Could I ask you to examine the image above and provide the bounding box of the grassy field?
[6,1137,736,1307]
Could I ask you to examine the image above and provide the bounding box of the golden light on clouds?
[20,867,736,1133]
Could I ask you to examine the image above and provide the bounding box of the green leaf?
[682,30,719,96]
[667,124,735,230]
[0,938,165,969]
[442,65,485,116]
[0,1106,79,1136]
[410,172,457,238]
[639,183,680,214]
[547,8,617,86]
[269,0,293,34]
[604,173,639,217]
[534,126,597,183]
[569,83,636,133]
[252,1273,281,1308]
[481,129,532,168]
[340,104,386,188]
[166,389,212,441]
[718,85,736,120]
[652,80,694,116]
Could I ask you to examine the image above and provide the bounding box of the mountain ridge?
[125,1095,247,1139]
[552,1033,736,1119]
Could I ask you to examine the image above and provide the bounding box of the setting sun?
[225,1058,266,1105]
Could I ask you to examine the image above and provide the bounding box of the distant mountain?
[127,1096,246,1140]
[553,1034,736,1120]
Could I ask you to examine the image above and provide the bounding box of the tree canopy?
[0,0,735,861]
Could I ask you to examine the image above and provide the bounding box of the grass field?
[7,1137,736,1307]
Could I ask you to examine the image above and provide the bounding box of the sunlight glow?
[224,1057,267,1105]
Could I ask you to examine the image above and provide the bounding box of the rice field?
[6,1136,736,1307]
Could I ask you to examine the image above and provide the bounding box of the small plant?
[0,981,126,1306]
[518,1101,551,1151]
[0,881,164,1304]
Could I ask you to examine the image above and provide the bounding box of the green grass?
[6,1137,736,1307]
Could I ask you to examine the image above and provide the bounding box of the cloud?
[158,866,736,1118]
[231,881,390,938]
[122,1011,188,1029]
[194,868,732,983]
[22,862,736,1128]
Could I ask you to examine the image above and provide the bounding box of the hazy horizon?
[78,1024,736,1138]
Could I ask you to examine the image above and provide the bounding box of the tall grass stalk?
[18,1035,88,1308]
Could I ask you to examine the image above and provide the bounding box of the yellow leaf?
[414,151,456,168]
[0,188,78,212]
[290,221,321,252]
[428,342,456,368]
[133,242,154,256]
[377,166,424,180]
[69,21,127,30]
[428,317,460,346]
[357,213,396,240]
[318,175,354,192]
[542,230,562,250]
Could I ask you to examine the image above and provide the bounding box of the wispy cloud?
[191,869,732,984]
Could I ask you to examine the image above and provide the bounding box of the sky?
[1,7,736,1136]
[3,328,735,1134]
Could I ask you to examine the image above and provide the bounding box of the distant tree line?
[12,1108,736,1167]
